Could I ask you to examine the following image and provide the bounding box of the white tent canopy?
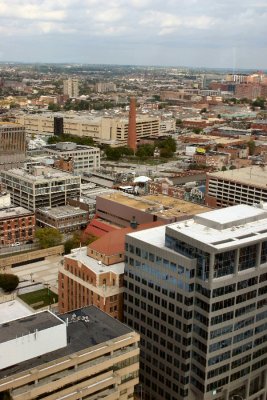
[133,176,152,183]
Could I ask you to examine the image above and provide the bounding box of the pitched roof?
[88,220,166,256]
[84,217,120,238]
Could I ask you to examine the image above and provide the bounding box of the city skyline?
[0,0,267,69]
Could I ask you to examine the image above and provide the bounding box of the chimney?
[128,97,137,151]
[130,216,139,229]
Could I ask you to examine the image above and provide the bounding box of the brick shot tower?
[127,97,137,151]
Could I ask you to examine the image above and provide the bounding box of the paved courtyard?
[12,255,63,294]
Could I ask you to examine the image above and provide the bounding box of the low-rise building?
[0,306,139,400]
[96,192,210,226]
[193,151,230,169]
[44,142,100,174]
[36,205,88,232]
[0,206,35,246]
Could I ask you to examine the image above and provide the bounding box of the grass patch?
[19,288,58,309]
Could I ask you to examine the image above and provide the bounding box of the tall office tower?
[0,122,26,170]
[128,97,137,151]
[63,77,79,98]
[124,204,267,400]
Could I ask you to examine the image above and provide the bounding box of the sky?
[0,0,267,69]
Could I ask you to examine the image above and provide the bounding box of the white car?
[11,242,20,247]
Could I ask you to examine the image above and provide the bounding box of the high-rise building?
[124,203,267,400]
[0,122,26,170]
[63,77,79,98]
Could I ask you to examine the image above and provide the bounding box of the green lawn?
[19,288,58,309]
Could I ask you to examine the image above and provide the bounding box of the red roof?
[88,220,166,256]
[84,217,120,238]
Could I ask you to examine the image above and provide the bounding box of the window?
[239,244,257,271]
[214,250,235,277]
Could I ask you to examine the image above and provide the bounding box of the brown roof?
[88,220,166,256]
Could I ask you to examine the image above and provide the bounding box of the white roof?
[0,300,33,324]
[128,204,267,252]
[65,247,124,275]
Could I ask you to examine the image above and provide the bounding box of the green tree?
[136,144,154,158]
[105,147,121,161]
[48,102,61,112]
[176,119,182,126]
[0,274,19,292]
[200,108,207,114]
[229,165,236,170]
[159,147,173,158]
[252,97,265,110]
[64,231,97,254]
[36,227,62,249]
[248,140,256,155]
[156,137,176,158]
[221,166,227,171]
[193,128,202,134]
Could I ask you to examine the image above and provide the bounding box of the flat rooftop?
[0,206,32,219]
[45,145,96,152]
[66,247,125,275]
[183,134,249,144]
[99,192,210,219]
[1,167,76,182]
[37,205,87,219]
[0,122,23,128]
[0,300,32,325]
[128,204,267,252]
[208,166,267,189]
[169,204,267,250]
[0,311,63,344]
[0,306,134,379]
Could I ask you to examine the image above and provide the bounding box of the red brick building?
[58,221,164,320]
[0,206,35,246]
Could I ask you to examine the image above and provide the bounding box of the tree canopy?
[36,227,62,249]
[47,134,95,147]
[0,274,19,292]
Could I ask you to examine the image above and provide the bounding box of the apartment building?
[44,141,100,173]
[205,166,267,208]
[95,82,117,92]
[63,77,79,97]
[235,83,262,100]
[0,306,139,400]
[0,122,26,170]
[124,203,267,400]
[0,166,81,212]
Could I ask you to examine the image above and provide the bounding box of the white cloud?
[0,0,266,67]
